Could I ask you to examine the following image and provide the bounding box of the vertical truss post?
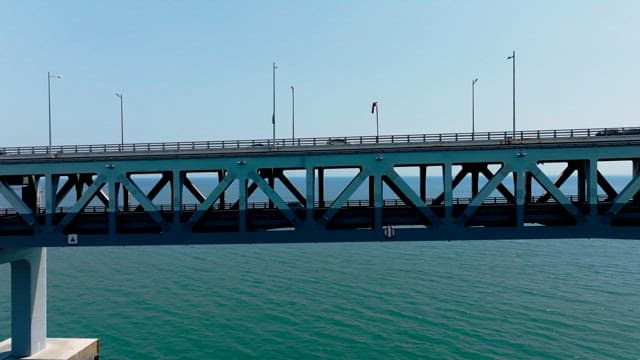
[443,163,453,220]
[268,169,275,209]
[587,158,598,219]
[374,175,382,229]
[123,183,129,212]
[515,170,526,227]
[471,168,479,197]
[218,170,226,209]
[306,166,315,225]
[108,181,119,234]
[45,175,58,227]
[74,175,83,201]
[634,160,640,202]
[419,165,426,202]
[239,177,247,232]
[318,167,325,208]
[525,172,533,204]
[9,248,47,357]
[577,160,587,203]
[21,176,39,212]
[172,170,183,224]
[368,176,374,207]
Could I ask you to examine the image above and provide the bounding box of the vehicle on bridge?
[596,128,640,136]
[327,138,348,145]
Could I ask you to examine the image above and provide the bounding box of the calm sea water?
[1,240,639,359]
[1,176,639,358]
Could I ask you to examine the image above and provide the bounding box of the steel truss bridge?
[1,126,640,356]
[1,126,640,246]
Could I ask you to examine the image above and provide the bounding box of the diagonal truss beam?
[0,180,38,228]
[607,175,640,216]
[322,170,369,225]
[231,181,259,209]
[597,171,618,201]
[134,173,170,210]
[479,167,515,202]
[55,175,79,205]
[276,170,307,206]
[383,168,439,226]
[58,174,108,230]
[433,166,469,205]
[537,162,577,203]
[459,165,513,222]
[118,175,166,225]
[80,174,109,205]
[183,176,206,203]
[528,165,582,220]
[188,171,236,226]
[248,171,300,227]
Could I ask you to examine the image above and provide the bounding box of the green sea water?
[1,239,639,359]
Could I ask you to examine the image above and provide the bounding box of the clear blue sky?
[1,1,638,146]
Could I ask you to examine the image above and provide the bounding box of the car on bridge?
[327,138,349,145]
[596,128,640,136]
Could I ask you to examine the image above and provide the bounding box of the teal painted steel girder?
[0,137,639,247]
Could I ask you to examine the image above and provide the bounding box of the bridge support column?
[0,247,47,357]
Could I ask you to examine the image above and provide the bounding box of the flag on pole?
[371,101,377,114]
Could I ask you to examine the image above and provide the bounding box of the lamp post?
[507,51,516,139]
[272,62,278,146]
[472,78,478,139]
[115,93,124,146]
[371,101,379,143]
[290,85,295,142]
[47,72,62,151]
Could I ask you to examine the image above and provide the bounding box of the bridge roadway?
[2,126,640,357]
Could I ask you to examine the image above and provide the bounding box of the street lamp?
[507,50,516,139]
[371,101,379,143]
[115,93,124,146]
[290,85,295,142]
[472,78,478,139]
[272,62,278,146]
[47,72,62,151]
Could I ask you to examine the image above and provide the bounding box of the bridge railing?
[1,127,639,157]
[0,195,613,216]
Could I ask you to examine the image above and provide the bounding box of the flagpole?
[371,101,379,143]
[272,62,277,146]
[376,106,379,142]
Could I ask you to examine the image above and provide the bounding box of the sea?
[0,175,639,359]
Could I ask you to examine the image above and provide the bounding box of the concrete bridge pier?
[0,247,99,359]
[0,247,46,357]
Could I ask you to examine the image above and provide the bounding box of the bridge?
[1,126,640,357]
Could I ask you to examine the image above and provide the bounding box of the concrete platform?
[0,338,99,360]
